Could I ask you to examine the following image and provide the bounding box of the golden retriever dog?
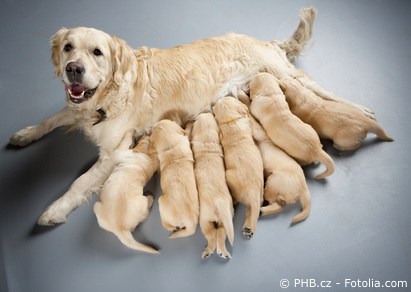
[190,113,234,259]
[249,116,311,224]
[151,119,199,238]
[93,131,159,254]
[280,77,393,151]
[213,97,264,239]
[249,72,335,180]
[9,7,376,225]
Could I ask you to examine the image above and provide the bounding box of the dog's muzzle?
[65,83,98,104]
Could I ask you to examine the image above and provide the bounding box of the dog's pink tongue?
[68,84,86,96]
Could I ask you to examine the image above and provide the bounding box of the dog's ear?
[50,27,68,77]
[111,36,133,86]
[238,101,250,117]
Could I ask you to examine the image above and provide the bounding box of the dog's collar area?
[219,116,245,125]
[93,108,107,126]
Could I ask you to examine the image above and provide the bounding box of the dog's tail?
[115,230,159,254]
[314,150,335,180]
[369,121,394,142]
[291,187,311,224]
[216,199,235,246]
[278,6,317,62]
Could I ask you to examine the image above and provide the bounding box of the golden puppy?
[280,77,393,151]
[190,113,234,259]
[94,131,159,253]
[249,116,311,224]
[249,72,335,180]
[213,96,264,239]
[151,119,199,238]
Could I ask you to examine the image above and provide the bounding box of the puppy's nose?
[65,62,85,83]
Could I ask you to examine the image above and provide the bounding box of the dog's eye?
[93,48,103,56]
[63,43,73,52]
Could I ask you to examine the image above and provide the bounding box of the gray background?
[1,0,410,291]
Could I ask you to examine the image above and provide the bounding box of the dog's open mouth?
[65,83,97,104]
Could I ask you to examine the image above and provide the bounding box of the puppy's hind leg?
[242,199,261,239]
[216,225,232,259]
[200,221,217,259]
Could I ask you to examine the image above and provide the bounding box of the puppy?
[151,119,199,238]
[280,76,393,151]
[190,113,234,259]
[249,116,311,224]
[213,96,264,239]
[94,131,159,253]
[249,72,335,180]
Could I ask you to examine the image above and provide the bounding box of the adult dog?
[9,7,373,225]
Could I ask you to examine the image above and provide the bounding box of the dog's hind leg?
[200,221,217,259]
[216,225,231,259]
[242,199,261,239]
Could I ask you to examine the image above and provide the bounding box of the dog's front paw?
[10,125,40,147]
[37,204,68,226]
[241,227,254,239]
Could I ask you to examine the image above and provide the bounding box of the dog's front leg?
[10,107,75,147]
[37,153,115,226]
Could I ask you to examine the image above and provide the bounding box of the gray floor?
[1,1,410,291]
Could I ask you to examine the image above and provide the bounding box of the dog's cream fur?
[190,113,234,259]
[213,97,264,239]
[249,73,335,179]
[280,77,393,151]
[94,131,159,253]
[151,120,199,238]
[249,116,311,224]
[9,7,376,226]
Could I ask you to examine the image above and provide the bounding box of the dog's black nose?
[65,62,85,83]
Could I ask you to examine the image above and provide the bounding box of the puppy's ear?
[279,80,287,92]
[50,27,68,77]
[111,36,133,86]
[239,101,250,117]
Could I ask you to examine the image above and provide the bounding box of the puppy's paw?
[216,248,232,260]
[10,125,41,147]
[37,204,68,226]
[241,227,254,239]
[201,250,213,259]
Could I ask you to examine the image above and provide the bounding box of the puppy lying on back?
[249,72,335,180]
[151,119,199,238]
[189,113,234,259]
[249,116,311,224]
[213,96,264,239]
[94,131,159,254]
[280,76,393,151]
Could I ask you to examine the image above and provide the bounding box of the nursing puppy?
[213,96,264,239]
[94,131,159,253]
[249,73,335,179]
[151,119,199,238]
[280,77,393,151]
[249,116,311,224]
[190,113,234,259]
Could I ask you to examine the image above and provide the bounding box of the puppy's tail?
[314,150,335,180]
[291,187,311,224]
[216,201,235,246]
[115,230,159,254]
[278,6,317,62]
[370,121,394,142]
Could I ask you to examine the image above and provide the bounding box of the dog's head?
[212,96,249,124]
[51,27,134,107]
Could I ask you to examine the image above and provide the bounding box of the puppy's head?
[249,72,282,100]
[191,112,219,143]
[151,119,185,152]
[51,27,134,108]
[212,96,248,124]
